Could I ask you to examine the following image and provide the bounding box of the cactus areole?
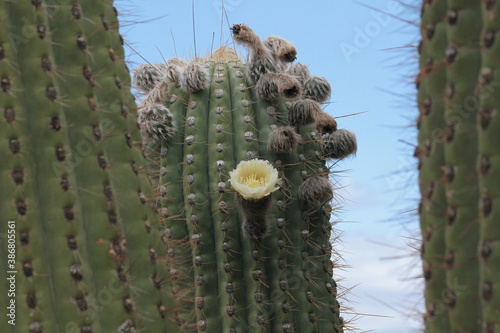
[134,24,357,332]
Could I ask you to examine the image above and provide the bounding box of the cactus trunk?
[0,0,168,331]
[418,0,500,331]
[138,58,348,332]
[134,24,356,332]
[1,2,356,331]
[478,1,500,331]
[417,0,451,330]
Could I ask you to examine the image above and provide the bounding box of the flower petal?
[229,159,279,199]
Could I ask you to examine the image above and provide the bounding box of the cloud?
[333,231,423,332]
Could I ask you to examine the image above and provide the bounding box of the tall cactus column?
[442,1,482,331]
[0,2,61,331]
[418,0,500,331]
[223,62,267,332]
[0,0,168,332]
[136,25,357,332]
[417,0,451,330]
[478,1,500,331]
[156,79,193,326]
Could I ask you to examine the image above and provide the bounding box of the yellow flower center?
[240,174,265,188]
[229,158,279,200]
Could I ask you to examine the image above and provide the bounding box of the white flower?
[229,159,280,200]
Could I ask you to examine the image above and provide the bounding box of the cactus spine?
[135,25,356,332]
[418,0,500,331]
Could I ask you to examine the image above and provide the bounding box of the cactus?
[0,0,173,331]
[477,1,500,331]
[417,0,500,331]
[135,25,357,332]
[0,1,357,331]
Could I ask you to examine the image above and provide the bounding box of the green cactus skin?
[0,1,353,330]
[157,83,193,327]
[251,87,294,333]
[0,3,60,331]
[139,53,350,331]
[1,1,91,330]
[417,0,451,331]
[76,1,173,331]
[478,2,500,331]
[442,1,482,331]
[419,0,500,331]
[293,126,341,333]
[0,0,168,332]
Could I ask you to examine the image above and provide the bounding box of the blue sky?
[122,1,423,331]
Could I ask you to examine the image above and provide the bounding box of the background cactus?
[11,0,500,331]
[134,24,357,332]
[0,0,173,331]
[417,0,500,331]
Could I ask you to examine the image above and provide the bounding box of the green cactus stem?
[136,25,357,332]
[478,1,500,331]
[0,2,357,330]
[417,0,452,331]
[442,1,482,331]
[418,0,500,331]
[0,0,167,331]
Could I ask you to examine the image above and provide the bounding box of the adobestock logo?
[339,0,404,64]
